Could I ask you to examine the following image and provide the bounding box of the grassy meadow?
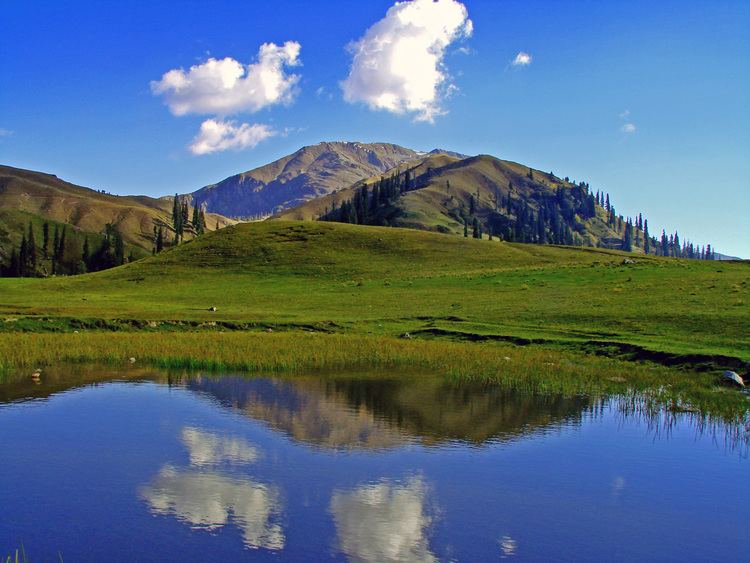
[0,221,747,360]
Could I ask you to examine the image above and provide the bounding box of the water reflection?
[139,426,283,550]
[330,477,435,563]
[185,375,592,449]
[140,466,284,550]
[181,427,259,467]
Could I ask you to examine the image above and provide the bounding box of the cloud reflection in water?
[330,477,436,563]
[139,426,283,550]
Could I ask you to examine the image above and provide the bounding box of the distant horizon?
[1,0,748,256]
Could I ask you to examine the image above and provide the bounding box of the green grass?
[1,332,748,426]
[0,221,747,363]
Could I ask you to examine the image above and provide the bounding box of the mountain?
[0,164,234,267]
[190,142,422,219]
[278,152,700,254]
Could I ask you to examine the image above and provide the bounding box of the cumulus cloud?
[330,477,436,562]
[621,123,636,133]
[341,0,473,123]
[511,52,532,66]
[0,128,12,137]
[151,41,301,116]
[189,119,275,155]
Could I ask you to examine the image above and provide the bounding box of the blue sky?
[1,0,748,256]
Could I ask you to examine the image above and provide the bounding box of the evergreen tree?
[42,222,50,259]
[156,227,164,253]
[172,194,183,237]
[181,200,189,228]
[82,236,90,267]
[472,217,480,239]
[199,209,207,234]
[464,221,468,238]
[192,202,200,230]
[26,223,37,274]
[19,233,28,276]
[56,226,67,267]
[643,219,650,254]
[623,219,633,252]
[8,248,20,277]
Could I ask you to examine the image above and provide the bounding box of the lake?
[0,365,747,562]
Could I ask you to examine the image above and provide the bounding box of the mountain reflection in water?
[183,374,593,449]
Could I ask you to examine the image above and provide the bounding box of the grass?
[0,221,746,363]
[1,332,748,426]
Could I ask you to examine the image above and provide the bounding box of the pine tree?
[172,194,183,237]
[643,219,650,254]
[199,209,206,234]
[42,222,50,259]
[181,200,189,228]
[156,227,164,253]
[472,217,480,239]
[192,202,200,230]
[463,221,468,237]
[19,233,28,276]
[27,223,37,274]
[8,248,20,277]
[623,219,633,252]
[56,226,67,266]
[82,236,90,267]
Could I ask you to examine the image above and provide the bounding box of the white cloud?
[621,123,636,133]
[330,477,436,562]
[341,0,473,123]
[619,109,630,119]
[189,119,275,155]
[151,41,301,116]
[0,128,12,137]
[511,52,532,67]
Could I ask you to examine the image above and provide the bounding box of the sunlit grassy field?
[0,221,747,362]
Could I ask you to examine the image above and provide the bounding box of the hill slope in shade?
[0,164,235,261]
[190,142,423,218]
[1,221,747,362]
[279,153,652,252]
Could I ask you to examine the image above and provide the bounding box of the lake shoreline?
[1,332,747,424]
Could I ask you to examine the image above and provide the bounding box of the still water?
[0,366,747,562]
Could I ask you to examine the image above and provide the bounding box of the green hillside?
[1,221,746,364]
[278,153,696,255]
[0,164,236,269]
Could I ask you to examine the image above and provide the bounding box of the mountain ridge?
[189,141,424,219]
